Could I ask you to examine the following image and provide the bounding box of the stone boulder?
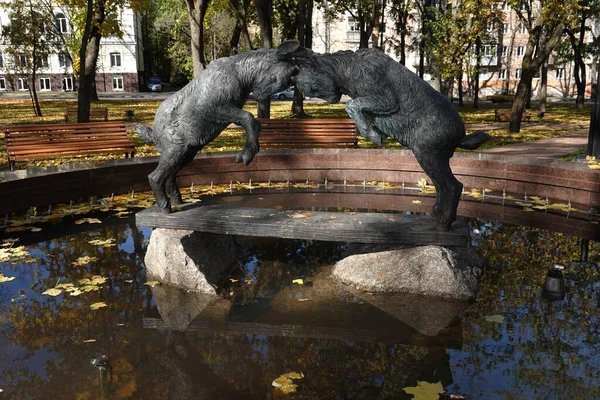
[144,228,248,294]
[332,245,483,300]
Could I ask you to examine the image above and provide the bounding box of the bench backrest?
[4,122,129,146]
[64,107,109,122]
[258,118,358,148]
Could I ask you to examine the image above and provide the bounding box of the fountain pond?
[0,186,599,399]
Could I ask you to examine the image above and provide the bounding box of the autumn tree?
[424,0,502,97]
[507,0,577,133]
[562,0,600,108]
[387,0,416,65]
[0,0,61,117]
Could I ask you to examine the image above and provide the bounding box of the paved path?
[465,123,590,159]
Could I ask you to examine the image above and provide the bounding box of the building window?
[62,76,74,91]
[113,76,124,90]
[0,77,5,90]
[486,22,494,32]
[499,68,507,80]
[503,23,509,34]
[37,55,49,69]
[58,52,72,68]
[556,68,565,80]
[533,69,541,79]
[482,45,496,56]
[501,46,508,56]
[55,13,68,33]
[516,68,522,79]
[517,46,525,57]
[14,54,27,68]
[520,25,527,34]
[347,17,360,32]
[480,68,489,80]
[0,53,4,68]
[503,2,511,11]
[39,77,51,91]
[110,52,122,67]
[17,77,28,91]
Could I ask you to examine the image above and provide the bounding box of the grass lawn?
[0,98,591,171]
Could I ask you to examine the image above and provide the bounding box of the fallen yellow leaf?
[292,279,304,285]
[144,281,160,288]
[42,288,63,296]
[90,302,107,310]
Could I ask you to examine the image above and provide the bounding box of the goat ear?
[277,40,316,66]
[277,40,302,55]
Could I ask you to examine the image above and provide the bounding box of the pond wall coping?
[1,149,598,217]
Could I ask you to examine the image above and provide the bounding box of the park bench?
[258,118,358,149]
[4,121,136,171]
[494,109,531,122]
[64,106,109,123]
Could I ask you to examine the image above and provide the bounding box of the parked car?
[272,87,310,100]
[486,90,514,103]
[171,73,189,88]
[148,76,163,92]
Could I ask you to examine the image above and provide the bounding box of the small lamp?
[542,264,566,301]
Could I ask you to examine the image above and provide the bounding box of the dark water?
[0,204,599,399]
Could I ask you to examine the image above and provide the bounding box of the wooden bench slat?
[257,118,358,149]
[64,107,109,123]
[6,132,132,142]
[10,149,133,161]
[5,121,135,171]
[8,141,135,155]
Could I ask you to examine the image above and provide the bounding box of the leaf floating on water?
[0,273,16,283]
[30,227,42,232]
[402,380,443,399]
[144,281,160,288]
[56,283,75,290]
[90,302,107,310]
[124,279,134,284]
[292,279,304,285]
[69,288,84,297]
[282,372,304,380]
[83,339,97,343]
[288,212,314,219]
[75,218,102,225]
[42,288,63,297]
[272,372,303,395]
[297,298,310,302]
[72,256,99,267]
[81,285,101,293]
[485,314,505,324]
[88,239,116,247]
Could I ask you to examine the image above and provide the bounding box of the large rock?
[144,228,248,294]
[332,245,483,300]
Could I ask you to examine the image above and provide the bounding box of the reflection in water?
[0,216,599,398]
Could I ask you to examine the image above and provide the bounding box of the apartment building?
[0,5,144,93]
[312,3,595,98]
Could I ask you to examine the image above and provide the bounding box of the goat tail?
[135,124,154,144]
[458,131,491,150]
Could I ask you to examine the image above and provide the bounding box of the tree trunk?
[256,0,273,119]
[229,0,253,51]
[77,0,101,123]
[539,57,548,114]
[291,0,313,117]
[566,20,587,109]
[509,68,534,132]
[509,22,565,133]
[458,73,463,106]
[473,38,481,109]
[230,24,242,55]
[186,0,211,76]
